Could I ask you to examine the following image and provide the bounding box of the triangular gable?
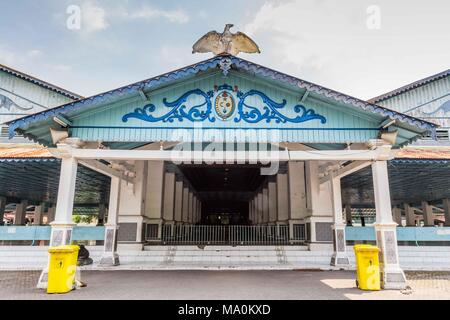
[7,55,437,147]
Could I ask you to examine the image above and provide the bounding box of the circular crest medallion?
[214,90,235,121]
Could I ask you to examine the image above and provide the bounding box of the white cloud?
[244,0,450,99]
[126,6,189,24]
[27,49,43,58]
[81,1,109,33]
[0,47,16,65]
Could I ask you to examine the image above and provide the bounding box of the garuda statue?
[192,24,260,56]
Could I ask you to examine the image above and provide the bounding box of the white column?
[145,161,165,220]
[268,182,277,224]
[345,204,352,226]
[330,175,349,266]
[289,161,307,219]
[37,156,78,290]
[100,177,121,266]
[50,157,78,246]
[404,203,416,226]
[372,161,406,289]
[276,174,289,223]
[257,192,263,225]
[163,172,176,223]
[188,192,194,224]
[262,187,269,224]
[443,199,450,227]
[182,187,189,224]
[392,206,402,225]
[174,181,184,223]
[97,203,107,225]
[46,206,55,225]
[33,203,44,226]
[421,201,435,226]
[14,200,28,225]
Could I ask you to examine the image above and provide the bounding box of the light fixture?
[52,115,72,128]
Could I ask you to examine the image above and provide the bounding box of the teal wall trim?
[0,226,105,242]
[345,226,450,242]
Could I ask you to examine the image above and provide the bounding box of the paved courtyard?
[1,270,449,300]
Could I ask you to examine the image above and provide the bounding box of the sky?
[0,0,449,100]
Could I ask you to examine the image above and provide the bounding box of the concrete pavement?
[1,270,449,300]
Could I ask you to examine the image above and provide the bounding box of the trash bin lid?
[48,245,80,253]
[353,244,380,252]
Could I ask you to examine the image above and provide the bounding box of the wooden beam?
[80,160,133,185]
[69,147,394,162]
[320,160,373,184]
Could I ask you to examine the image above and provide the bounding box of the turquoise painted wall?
[70,71,380,144]
[378,76,450,129]
[0,71,74,125]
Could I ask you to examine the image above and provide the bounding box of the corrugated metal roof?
[369,69,450,103]
[0,64,83,100]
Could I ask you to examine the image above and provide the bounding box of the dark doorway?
[178,164,269,225]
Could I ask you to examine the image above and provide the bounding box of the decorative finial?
[192,24,260,56]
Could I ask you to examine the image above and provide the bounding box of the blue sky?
[1,0,449,99]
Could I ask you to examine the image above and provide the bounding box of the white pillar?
[33,203,44,226]
[257,192,263,225]
[289,161,307,219]
[97,203,107,225]
[163,172,176,223]
[345,204,352,226]
[174,181,183,223]
[262,187,269,224]
[404,203,415,226]
[421,201,435,226]
[0,197,6,225]
[182,187,189,224]
[14,200,28,225]
[443,199,450,227]
[330,175,349,266]
[50,157,78,246]
[392,206,402,226]
[47,205,56,225]
[37,156,78,290]
[100,177,121,266]
[276,174,289,223]
[188,191,194,224]
[268,182,277,224]
[372,160,406,289]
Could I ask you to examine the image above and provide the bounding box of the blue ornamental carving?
[235,90,326,124]
[122,84,327,125]
[122,89,215,123]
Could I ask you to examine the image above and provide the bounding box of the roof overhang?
[7,55,437,148]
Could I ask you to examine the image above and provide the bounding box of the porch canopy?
[4,55,441,289]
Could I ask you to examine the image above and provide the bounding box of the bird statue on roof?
[192,24,261,56]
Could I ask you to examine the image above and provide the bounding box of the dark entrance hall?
[178,164,269,225]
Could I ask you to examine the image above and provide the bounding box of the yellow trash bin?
[47,245,80,294]
[353,244,381,291]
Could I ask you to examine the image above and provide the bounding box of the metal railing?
[157,225,296,245]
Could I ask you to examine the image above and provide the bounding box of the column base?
[330,224,349,267]
[99,253,120,266]
[381,269,407,290]
[330,252,350,267]
[374,223,407,290]
[37,222,75,289]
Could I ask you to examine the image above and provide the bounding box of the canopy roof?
[7,55,437,148]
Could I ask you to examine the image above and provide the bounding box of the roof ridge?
[369,69,450,103]
[0,63,84,100]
